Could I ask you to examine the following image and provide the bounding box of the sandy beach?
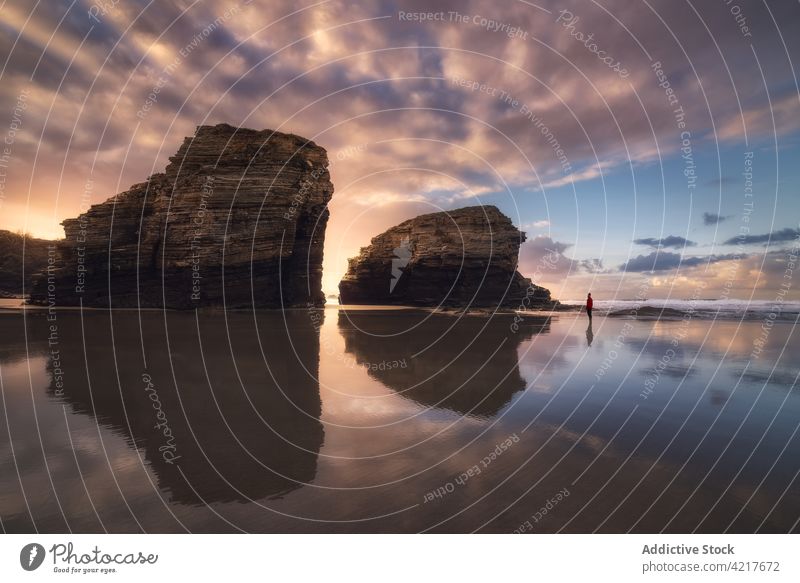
[1,306,797,533]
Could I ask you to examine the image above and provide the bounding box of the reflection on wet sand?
[2,309,799,533]
[40,310,324,505]
[337,310,550,418]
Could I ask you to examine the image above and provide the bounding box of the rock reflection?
[337,310,550,418]
[42,310,324,505]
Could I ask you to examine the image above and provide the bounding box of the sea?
[561,298,800,321]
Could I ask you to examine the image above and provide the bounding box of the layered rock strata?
[0,230,55,296]
[31,123,333,308]
[338,205,554,308]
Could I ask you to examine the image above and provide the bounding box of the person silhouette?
[586,320,594,346]
[586,293,593,320]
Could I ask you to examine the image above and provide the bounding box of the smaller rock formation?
[338,205,554,308]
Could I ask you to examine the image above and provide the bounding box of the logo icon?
[20,543,46,571]
[390,236,412,293]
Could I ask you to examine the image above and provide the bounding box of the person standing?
[586,293,593,320]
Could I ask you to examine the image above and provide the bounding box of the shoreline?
[4,298,797,322]
[0,301,566,316]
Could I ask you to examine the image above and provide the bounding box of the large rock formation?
[30,124,333,308]
[338,205,554,308]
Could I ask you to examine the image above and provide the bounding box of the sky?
[1,0,799,301]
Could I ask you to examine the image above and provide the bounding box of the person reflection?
[586,320,594,346]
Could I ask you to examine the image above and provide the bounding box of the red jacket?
[587,297,593,309]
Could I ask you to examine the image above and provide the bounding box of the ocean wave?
[561,299,800,321]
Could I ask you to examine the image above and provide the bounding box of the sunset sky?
[1,0,799,300]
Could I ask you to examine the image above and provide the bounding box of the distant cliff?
[30,124,333,308]
[0,230,54,297]
[338,205,555,308]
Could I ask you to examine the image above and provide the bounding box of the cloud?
[633,236,697,249]
[579,258,611,274]
[518,235,575,279]
[620,251,739,272]
[526,236,571,256]
[722,228,800,246]
[621,251,682,272]
[522,219,550,230]
[532,161,619,191]
[717,94,800,141]
[544,248,798,301]
[703,212,730,226]
[519,236,612,282]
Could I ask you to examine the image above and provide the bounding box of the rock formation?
[30,124,333,308]
[338,205,554,308]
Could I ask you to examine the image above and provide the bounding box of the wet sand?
[1,307,798,532]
